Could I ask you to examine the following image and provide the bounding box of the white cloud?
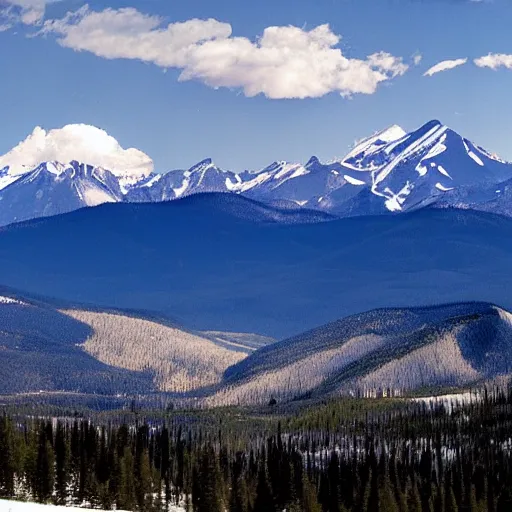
[413,53,422,66]
[474,53,512,70]
[0,0,55,26]
[38,5,408,99]
[424,58,468,77]
[0,124,154,177]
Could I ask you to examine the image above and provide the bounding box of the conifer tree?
[0,416,15,498]
[54,421,69,505]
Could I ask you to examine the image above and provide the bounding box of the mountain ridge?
[214,301,512,405]
[1,195,512,339]
[1,120,511,226]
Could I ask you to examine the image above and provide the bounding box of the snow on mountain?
[316,120,512,215]
[336,124,408,171]
[0,161,123,226]
[0,124,154,225]
[0,120,511,226]
[124,158,240,203]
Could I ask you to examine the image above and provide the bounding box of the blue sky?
[0,0,511,172]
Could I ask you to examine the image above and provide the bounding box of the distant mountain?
[1,194,512,339]
[216,302,512,405]
[322,120,512,215]
[0,161,123,226]
[1,120,511,226]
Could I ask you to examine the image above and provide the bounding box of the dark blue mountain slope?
[0,193,511,339]
[0,299,154,394]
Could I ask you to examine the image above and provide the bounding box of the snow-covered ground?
[0,500,185,511]
[0,501,124,512]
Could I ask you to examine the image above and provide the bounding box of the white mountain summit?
[0,120,511,227]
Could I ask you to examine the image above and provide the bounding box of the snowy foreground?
[0,500,185,511]
[0,502,125,512]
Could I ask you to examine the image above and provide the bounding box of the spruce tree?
[54,421,69,505]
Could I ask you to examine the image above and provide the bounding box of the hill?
[0,292,250,395]
[216,302,512,405]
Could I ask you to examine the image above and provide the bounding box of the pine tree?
[194,445,225,512]
[253,462,275,512]
[54,421,69,505]
[119,446,136,511]
[36,436,55,503]
[0,416,15,498]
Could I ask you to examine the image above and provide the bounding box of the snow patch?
[0,500,185,512]
[0,170,22,190]
[173,178,190,198]
[233,171,272,193]
[383,182,413,212]
[342,124,407,164]
[0,296,24,305]
[435,182,454,192]
[437,165,452,179]
[462,139,484,167]
[343,174,366,185]
[415,162,428,177]
[140,173,163,188]
[274,162,303,180]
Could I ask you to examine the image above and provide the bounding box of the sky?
[0,0,511,172]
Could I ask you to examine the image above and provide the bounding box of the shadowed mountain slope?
[0,290,252,395]
[1,194,512,338]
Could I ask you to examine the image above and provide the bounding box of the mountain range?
[0,120,511,227]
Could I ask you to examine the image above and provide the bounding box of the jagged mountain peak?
[188,157,216,172]
[1,119,512,227]
[305,156,321,168]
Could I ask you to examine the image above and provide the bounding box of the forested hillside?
[0,296,250,396]
[218,302,512,405]
[2,389,512,511]
[64,310,246,392]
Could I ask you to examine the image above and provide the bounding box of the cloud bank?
[37,5,408,99]
[0,124,154,176]
[474,53,512,70]
[424,58,468,76]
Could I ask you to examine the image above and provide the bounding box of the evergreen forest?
[1,389,512,511]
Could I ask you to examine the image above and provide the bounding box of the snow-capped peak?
[376,124,407,143]
[0,124,154,179]
[335,124,407,170]
[187,158,217,174]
